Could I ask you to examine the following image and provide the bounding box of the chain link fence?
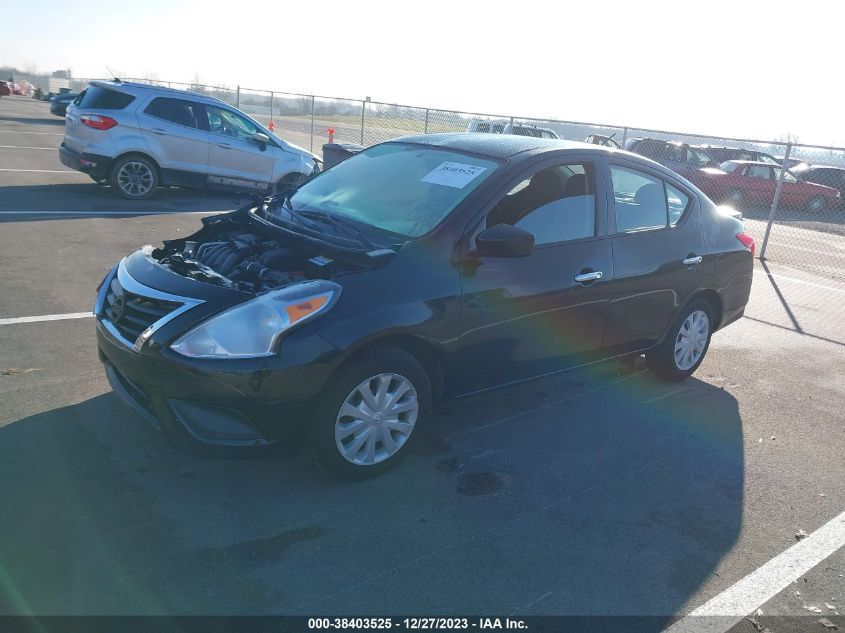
[16,73,844,279]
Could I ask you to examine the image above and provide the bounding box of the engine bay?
[152,228,350,294]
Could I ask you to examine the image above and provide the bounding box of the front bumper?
[59,144,112,179]
[95,260,339,450]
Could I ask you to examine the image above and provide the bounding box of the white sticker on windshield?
[420,162,487,189]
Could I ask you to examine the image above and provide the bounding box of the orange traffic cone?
[268,120,275,132]
[328,128,335,143]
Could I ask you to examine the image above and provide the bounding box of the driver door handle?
[683,255,703,266]
[151,128,168,136]
[574,271,603,283]
[217,142,232,149]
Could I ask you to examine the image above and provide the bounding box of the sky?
[2,0,843,146]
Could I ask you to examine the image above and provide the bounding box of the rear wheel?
[646,300,713,382]
[310,346,431,479]
[111,155,158,200]
[808,195,826,214]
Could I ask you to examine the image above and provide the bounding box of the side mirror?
[252,132,270,150]
[475,224,534,258]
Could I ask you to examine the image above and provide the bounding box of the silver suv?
[60,80,319,200]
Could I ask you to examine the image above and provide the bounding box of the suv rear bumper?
[59,144,113,179]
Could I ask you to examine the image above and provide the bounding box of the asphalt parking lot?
[1,96,843,630]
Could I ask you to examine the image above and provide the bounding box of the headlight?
[170,280,340,359]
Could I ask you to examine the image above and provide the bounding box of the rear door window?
[145,97,202,129]
[610,166,692,233]
[76,85,135,110]
[747,165,773,180]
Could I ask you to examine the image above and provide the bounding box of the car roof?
[89,80,229,106]
[726,160,780,166]
[392,133,604,159]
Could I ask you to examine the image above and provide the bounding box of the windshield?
[283,143,500,238]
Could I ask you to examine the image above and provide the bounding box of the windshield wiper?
[266,193,316,231]
[298,210,376,250]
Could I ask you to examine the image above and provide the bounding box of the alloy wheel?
[117,161,154,197]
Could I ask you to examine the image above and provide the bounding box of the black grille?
[103,277,182,343]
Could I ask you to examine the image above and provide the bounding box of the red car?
[694,160,840,213]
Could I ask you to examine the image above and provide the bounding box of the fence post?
[424,108,429,134]
[360,101,366,144]
[759,143,792,260]
[236,85,240,109]
[621,126,628,147]
[310,96,315,153]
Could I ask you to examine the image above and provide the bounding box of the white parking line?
[0,145,57,150]
[0,210,229,216]
[0,168,84,174]
[753,269,845,294]
[664,509,845,633]
[0,312,93,326]
[0,130,64,136]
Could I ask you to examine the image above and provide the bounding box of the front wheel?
[646,300,713,382]
[111,155,158,200]
[725,188,746,208]
[310,347,431,479]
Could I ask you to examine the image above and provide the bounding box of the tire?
[725,188,746,208]
[646,299,714,382]
[808,195,826,214]
[110,155,158,200]
[310,346,431,479]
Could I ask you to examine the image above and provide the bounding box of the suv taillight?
[736,232,755,256]
[80,114,118,131]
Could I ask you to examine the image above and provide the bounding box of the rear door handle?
[151,128,168,136]
[217,142,232,149]
[574,271,603,283]
[683,255,703,266]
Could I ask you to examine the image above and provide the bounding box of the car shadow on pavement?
[0,114,67,126]
[0,183,236,220]
[0,362,743,625]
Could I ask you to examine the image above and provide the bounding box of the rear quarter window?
[77,85,135,110]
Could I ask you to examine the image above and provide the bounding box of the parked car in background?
[773,156,810,170]
[0,81,11,96]
[50,92,79,117]
[466,120,559,139]
[791,164,845,205]
[694,145,780,166]
[696,160,840,212]
[94,135,753,477]
[60,80,320,199]
[624,138,717,179]
[585,133,621,149]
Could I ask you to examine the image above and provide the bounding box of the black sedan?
[49,92,78,116]
[94,134,754,477]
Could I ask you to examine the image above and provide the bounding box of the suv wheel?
[646,299,713,382]
[311,347,431,479]
[111,155,158,200]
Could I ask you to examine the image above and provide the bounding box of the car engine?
[153,230,343,294]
